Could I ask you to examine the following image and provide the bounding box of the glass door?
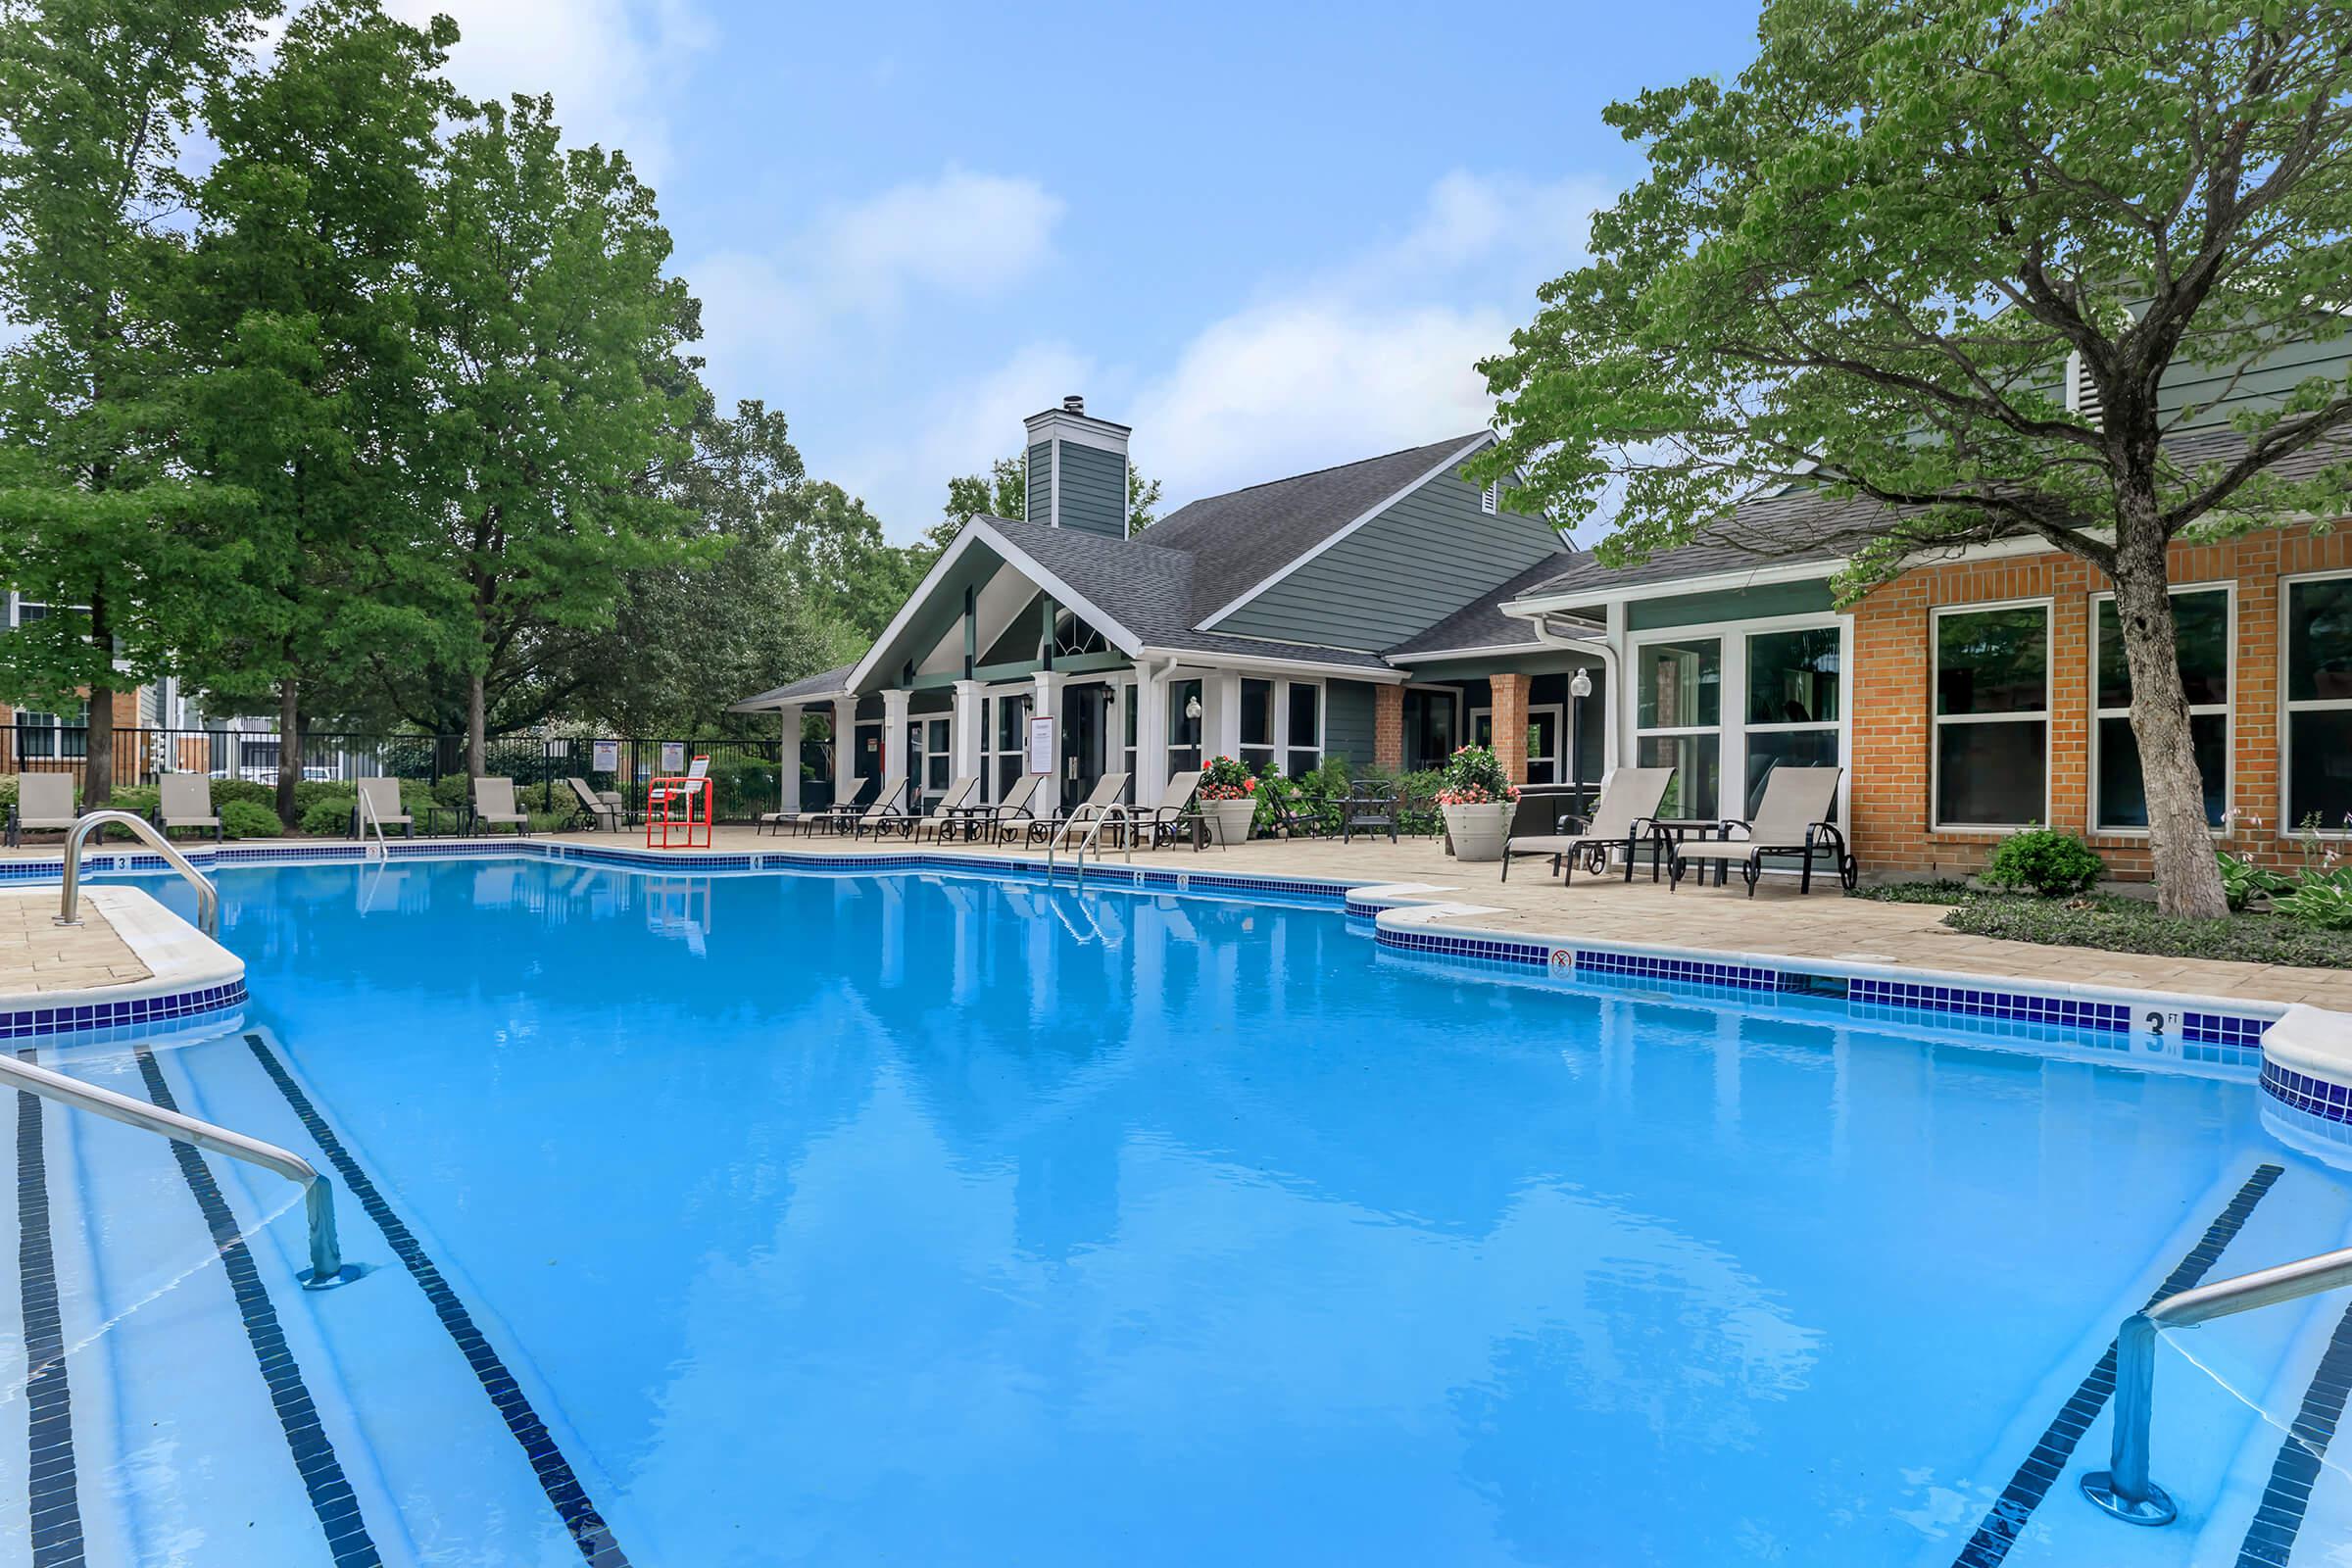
[1527,705,1564,784]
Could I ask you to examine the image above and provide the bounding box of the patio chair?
[1499,767,1674,885]
[1263,785,1330,840]
[5,774,77,848]
[1029,772,1133,848]
[156,774,224,842]
[973,771,1049,844]
[839,771,912,839]
[1339,779,1399,845]
[792,777,872,837]
[1667,764,1855,896]
[469,775,530,836]
[912,775,980,842]
[562,776,625,833]
[1140,768,1204,850]
[352,777,416,839]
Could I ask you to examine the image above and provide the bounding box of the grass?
[1940,891,2352,969]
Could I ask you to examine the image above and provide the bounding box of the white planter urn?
[1206,798,1258,846]
[1443,802,1511,862]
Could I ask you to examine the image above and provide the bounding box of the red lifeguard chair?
[645,755,713,849]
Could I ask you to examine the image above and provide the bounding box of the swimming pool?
[16,857,2352,1565]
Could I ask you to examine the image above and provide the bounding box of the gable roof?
[1384,556,1598,659]
[731,663,855,710]
[1146,432,1493,621]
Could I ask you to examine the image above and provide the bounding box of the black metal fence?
[0,725,836,824]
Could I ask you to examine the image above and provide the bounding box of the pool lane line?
[2233,1296,2352,1566]
[16,1049,83,1568]
[1951,1161,2285,1568]
[242,1033,632,1568]
[132,1046,381,1568]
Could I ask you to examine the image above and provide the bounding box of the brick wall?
[1490,672,1531,784]
[1373,684,1403,770]
[1848,523,2351,879]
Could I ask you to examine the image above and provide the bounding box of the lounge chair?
[562,776,624,833]
[1667,764,1855,896]
[1141,768,1205,850]
[973,771,1049,843]
[355,777,416,838]
[1499,767,1674,884]
[1029,772,1133,847]
[155,774,224,842]
[913,776,980,842]
[830,771,909,839]
[792,778,872,837]
[5,774,76,847]
[469,775,530,836]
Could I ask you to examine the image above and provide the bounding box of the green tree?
[941,452,1163,545]
[779,480,927,643]
[400,93,705,774]
[1477,0,2352,918]
[175,0,454,823]
[0,0,270,803]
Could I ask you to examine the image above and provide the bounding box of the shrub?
[300,795,360,837]
[1982,827,2104,897]
[2216,850,2288,913]
[218,800,285,840]
[2274,867,2352,931]
[1944,892,2351,969]
[431,772,469,810]
[290,779,347,812]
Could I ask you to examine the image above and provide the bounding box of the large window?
[2091,588,2230,831]
[1402,688,1457,771]
[1935,605,2048,827]
[1168,679,1203,774]
[12,701,86,761]
[1240,678,1275,772]
[987,690,1031,800]
[1286,682,1322,778]
[1743,627,1840,813]
[1636,638,1721,819]
[2287,575,2352,832]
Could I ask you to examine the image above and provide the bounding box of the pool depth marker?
[244,1033,632,1568]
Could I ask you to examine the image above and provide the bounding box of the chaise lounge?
[1499,766,1674,884]
[469,776,530,836]
[156,775,224,842]
[1666,764,1856,896]
[356,777,416,838]
[5,774,77,847]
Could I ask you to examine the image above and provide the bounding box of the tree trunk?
[2112,521,2229,918]
[275,676,301,827]
[466,670,486,781]
[82,589,114,808]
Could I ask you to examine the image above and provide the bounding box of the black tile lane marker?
[17,1049,83,1568]
[1951,1161,2284,1568]
[2233,1296,2352,1566]
[132,1047,381,1568]
[125,1044,376,1568]
[242,1032,632,1568]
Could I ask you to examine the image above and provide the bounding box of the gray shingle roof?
[1144,432,1492,617]
[731,663,855,710]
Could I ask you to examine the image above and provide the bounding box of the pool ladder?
[1045,804,1135,887]
[54,809,220,939]
[2084,1241,2352,1525]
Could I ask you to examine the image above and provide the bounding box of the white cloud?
[382,0,711,183]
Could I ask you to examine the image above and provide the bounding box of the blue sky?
[390,0,1764,539]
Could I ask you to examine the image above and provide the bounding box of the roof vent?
[2066,350,2105,428]
[1062,394,1085,415]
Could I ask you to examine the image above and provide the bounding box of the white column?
[831,697,858,804]
[952,679,984,788]
[777,706,803,814]
[1206,669,1243,762]
[1031,669,1065,807]
[1136,665,1170,807]
[880,687,911,808]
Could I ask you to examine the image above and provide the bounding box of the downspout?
[1516,611,1620,774]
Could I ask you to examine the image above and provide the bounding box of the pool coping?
[0,884,247,1041]
[6,840,2346,1092]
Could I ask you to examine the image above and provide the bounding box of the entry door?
[1062,684,1110,811]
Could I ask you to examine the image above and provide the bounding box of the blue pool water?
[47,860,2329,1564]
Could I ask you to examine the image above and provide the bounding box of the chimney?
[1022,396,1133,538]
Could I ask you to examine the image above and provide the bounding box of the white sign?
[592,740,618,772]
[1026,715,1055,775]
[661,741,686,772]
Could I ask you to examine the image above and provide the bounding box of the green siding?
[1324,679,1379,766]
[2161,331,2351,428]
[1056,441,1126,537]
[1626,580,1836,629]
[1217,464,1564,651]
[1023,442,1052,525]
[979,593,1047,665]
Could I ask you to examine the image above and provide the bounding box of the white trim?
[1020,408,1132,455]
[1131,644,1406,683]
[1050,438,1061,529]
[1196,432,1499,629]
[1930,598,2054,834]
[2282,568,2352,839]
[1387,639,1559,664]
[2086,582,2233,837]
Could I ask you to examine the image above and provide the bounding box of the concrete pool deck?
[0,884,153,993]
[9,823,2348,1014]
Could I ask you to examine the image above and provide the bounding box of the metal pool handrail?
[2083,1243,2352,1525]
[1047,804,1136,886]
[357,784,388,861]
[55,810,220,940]
[0,1050,345,1288]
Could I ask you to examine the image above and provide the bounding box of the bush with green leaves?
[1848,878,1973,905]
[2215,850,2289,913]
[1945,892,2350,969]
[2274,866,2352,931]
[200,777,275,809]
[217,800,285,840]
[300,795,360,837]
[1982,827,2104,898]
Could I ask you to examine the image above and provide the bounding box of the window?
[1168,678,1203,774]
[1935,605,2049,827]
[2286,576,2352,833]
[1741,626,1841,813]
[1240,678,1275,773]
[1636,638,1721,819]
[12,706,87,761]
[2091,588,2230,831]
[1286,682,1322,778]
[988,691,1031,800]
[907,715,952,805]
[1402,688,1457,771]
[1042,609,1108,662]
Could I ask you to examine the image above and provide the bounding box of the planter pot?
[1205,798,1258,846]
[1443,802,1511,862]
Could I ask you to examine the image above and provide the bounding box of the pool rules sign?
[1027,716,1054,775]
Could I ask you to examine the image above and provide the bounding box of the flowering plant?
[1433,744,1518,808]
[1199,755,1258,802]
